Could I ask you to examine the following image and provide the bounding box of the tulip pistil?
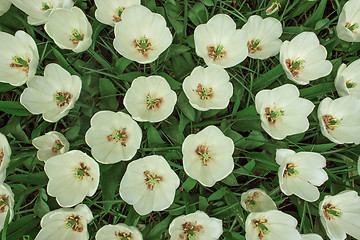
[70,29,85,45]
[52,140,64,153]
[73,162,90,181]
[283,163,298,178]
[107,128,128,146]
[247,39,262,54]
[265,107,284,124]
[65,215,83,232]
[285,57,305,77]
[134,37,152,57]
[323,203,343,220]
[207,44,227,61]
[346,80,357,89]
[53,91,72,107]
[10,55,30,74]
[146,94,163,109]
[245,192,259,209]
[195,145,212,166]
[113,6,125,22]
[0,195,9,213]
[322,114,342,132]
[41,2,53,12]
[144,170,163,190]
[115,231,133,239]
[181,222,203,240]
[346,22,359,33]
[253,219,270,239]
[194,84,214,100]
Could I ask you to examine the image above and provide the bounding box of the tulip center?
[323,203,343,220]
[70,29,85,46]
[283,163,298,177]
[247,39,262,54]
[346,80,357,89]
[265,107,284,124]
[252,219,270,239]
[0,148,4,166]
[65,215,83,232]
[53,91,73,107]
[113,6,125,22]
[285,57,305,77]
[51,140,64,153]
[322,114,342,132]
[0,195,9,213]
[41,1,53,12]
[10,55,30,74]
[107,128,128,146]
[146,94,163,109]
[195,145,212,166]
[345,22,359,33]
[73,162,91,181]
[194,84,214,100]
[180,222,204,240]
[144,170,163,190]
[134,36,152,58]
[115,231,133,240]
[266,1,281,15]
[245,192,259,209]
[207,44,227,61]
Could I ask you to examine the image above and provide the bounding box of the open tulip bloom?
[123,76,177,122]
[334,59,360,97]
[0,183,14,232]
[318,95,360,144]
[280,32,333,85]
[182,125,234,187]
[44,150,100,207]
[182,66,233,111]
[276,149,328,202]
[85,111,142,164]
[301,234,323,240]
[113,5,172,64]
[11,0,74,26]
[20,63,82,123]
[241,188,277,212]
[44,6,92,52]
[337,0,360,42]
[168,211,223,240]
[32,131,70,161]
[94,0,140,26]
[0,30,39,86]
[242,15,282,60]
[319,190,360,240]
[255,84,315,140]
[194,14,248,68]
[0,0,10,16]
[35,204,93,240]
[245,210,301,240]
[119,155,180,215]
[95,223,143,240]
[0,133,11,182]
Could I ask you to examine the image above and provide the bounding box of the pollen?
[245,192,259,210]
[70,29,85,46]
[53,91,72,107]
[65,215,83,232]
[252,219,270,239]
[195,145,212,166]
[146,94,163,109]
[41,1,54,12]
[247,39,262,54]
[107,128,128,146]
[285,57,305,77]
[10,55,30,74]
[207,44,227,61]
[322,114,342,132]
[113,6,125,22]
[265,107,284,124]
[194,84,214,100]
[323,203,343,220]
[283,163,298,178]
[179,222,203,240]
[144,170,163,190]
[134,36,152,58]
[51,140,64,153]
[0,195,9,213]
[345,22,359,33]
[73,162,91,181]
[115,231,133,239]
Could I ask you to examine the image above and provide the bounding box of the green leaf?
[181,177,197,191]
[177,92,195,121]
[158,72,182,90]
[146,215,172,239]
[7,214,40,240]
[188,2,208,26]
[99,78,119,111]
[200,0,214,6]
[252,65,284,92]
[0,83,16,93]
[34,189,50,218]
[7,172,48,185]
[208,187,227,201]
[147,125,166,147]
[52,47,78,76]
[0,101,31,116]
[115,57,133,74]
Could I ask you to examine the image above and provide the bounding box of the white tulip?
[245,210,301,240]
[242,15,282,60]
[182,125,234,187]
[35,204,93,240]
[44,150,100,207]
[319,190,360,240]
[301,234,323,240]
[95,223,143,240]
[0,0,11,16]
[317,96,360,144]
[119,155,180,215]
[182,66,233,111]
[280,32,333,85]
[276,149,328,202]
[337,0,360,42]
[94,0,140,26]
[32,131,69,161]
[0,183,14,232]
[20,63,82,123]
[123,76,177,122]
[85,111,142,164]
[241,188,277,212]
[255,84,315,140]
[194,14,248,68]
[113,5,172,64]
[168,211,223,240]
[0,133,11,183]
[11,0,74,26]
[45,7,92,52]
[0,30,39,86]
[334,59,360,97]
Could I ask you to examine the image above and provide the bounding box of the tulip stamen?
[346,22,359,33]
[283,163,299,178]
[115,231,133,239]
[134,36,152,57]
[207,44,227,61]
[194,84,214,100]
[266,1,281,15]
[323,203,343,220]
[180,222,203,240]
[245,192,259,210]
[253,219,270,239]
[144,171,163,190]
[322,114,342,132]
[0,148,3,165]
[247,39,262,54]
[195,145,213,166]
[0,195,9,213]
[146,94,163,109]
[70,29,85,46]
[53,91,72,107]
[41,1,53,12]
[52,140,64,153]
[346,79,357,89]
[113,6,125,22]
[285,57,305,77]
[73,162,91,181]
[65,215,83,232]
[107,128,128,146]
[265,107,284,124]
[10,55,30,74]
